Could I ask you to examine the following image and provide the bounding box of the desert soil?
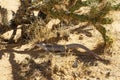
[0,0,120,80]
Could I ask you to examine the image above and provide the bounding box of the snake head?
[36,42,46,46]
[35,42,49,51]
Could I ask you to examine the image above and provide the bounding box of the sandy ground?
[0,0,120,80]
[0,0,20,21]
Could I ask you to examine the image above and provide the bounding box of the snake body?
[35,42,102,60]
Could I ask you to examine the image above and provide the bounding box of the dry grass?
[0,0,120,80]
[26,20,57,43]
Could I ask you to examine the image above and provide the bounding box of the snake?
[35,42,102,60]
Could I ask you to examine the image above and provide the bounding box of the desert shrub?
[28,0,116,46]
[1,0,120,45]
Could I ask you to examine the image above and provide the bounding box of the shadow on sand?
[0,42,110,80]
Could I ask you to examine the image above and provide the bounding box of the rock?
[46,19,60,29]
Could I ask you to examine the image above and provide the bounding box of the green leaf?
[70,13,89,22]
[94,24,110,45]
[69,1,88,12]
